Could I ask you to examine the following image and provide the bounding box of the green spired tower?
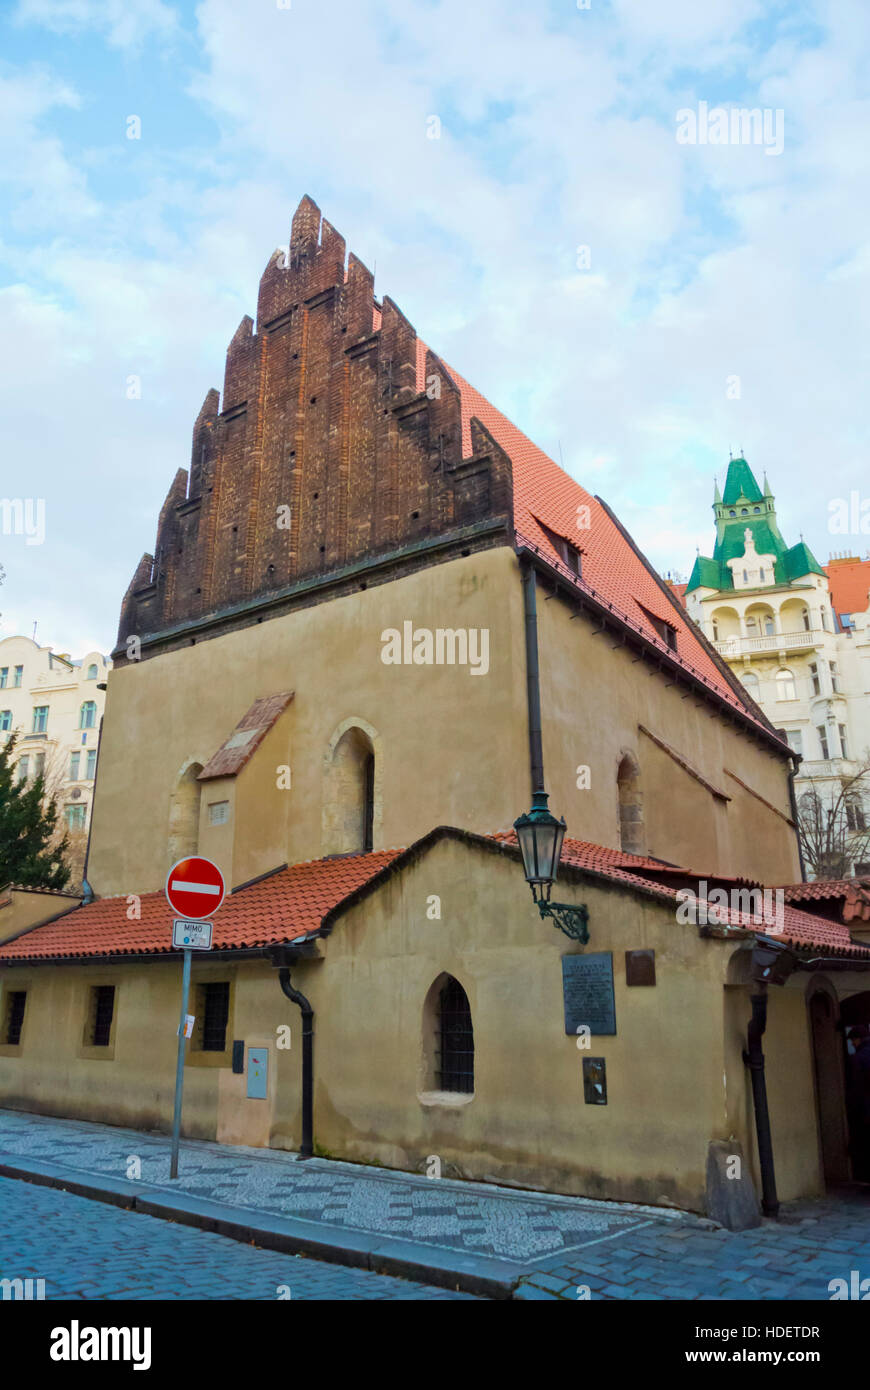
[687,456,823,596]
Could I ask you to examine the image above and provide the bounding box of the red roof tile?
[199,691,293,781]
[491,831,870,955]
[0,850,402,962]
[780,879,867,901]
[825,556,870,619]
[5,829,864,964]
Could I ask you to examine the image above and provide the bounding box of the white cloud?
[2,0,870,656]
[14,0,178,48]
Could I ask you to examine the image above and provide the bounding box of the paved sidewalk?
[2,1108,869,1299]
[0,1175,476,1300]
[0,1108,689,1296]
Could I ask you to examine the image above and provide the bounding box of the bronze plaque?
[625,949,656,986]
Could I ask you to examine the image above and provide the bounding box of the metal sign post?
[170,947,193,1180]
[165,857,225,1181]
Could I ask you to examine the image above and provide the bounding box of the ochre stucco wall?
[88,546,800,901]
[535,578,801,884]
[0,837,837,1211]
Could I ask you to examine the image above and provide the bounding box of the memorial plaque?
[625,949,656,986]
[561,952,616,1035]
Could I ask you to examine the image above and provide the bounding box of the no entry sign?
[165,856,226,920]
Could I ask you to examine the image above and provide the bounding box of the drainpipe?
[787,753,807,883]
[743,987,780,1217]
[80,699,106,905]
[278,967,313,1159]
[520,557,545,797]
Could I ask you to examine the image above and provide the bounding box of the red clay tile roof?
[0,850,402,962]
[780,879,869,901]
[199,691,293,781]
[406,338,777,742]
[490,830,870,956]
[4,828,865,963]
[780,878,870,925]
[825,556,870,620]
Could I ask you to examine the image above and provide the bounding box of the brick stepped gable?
[117,195,514,659]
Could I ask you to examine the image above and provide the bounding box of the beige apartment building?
[0,635,111,847]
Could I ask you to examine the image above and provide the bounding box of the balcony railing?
[714,629,821,657]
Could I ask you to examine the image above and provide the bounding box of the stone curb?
[0,1154,518,1300]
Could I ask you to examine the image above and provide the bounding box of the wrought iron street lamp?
[514,791,589,943]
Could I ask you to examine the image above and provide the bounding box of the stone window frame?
[417,971,476,1108]
[79,978,119,1061]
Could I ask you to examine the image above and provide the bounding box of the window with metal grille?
[5,991,27,1045]
[200,982,230,1052]
[90,985,115,1047]
[436,977,474,1094]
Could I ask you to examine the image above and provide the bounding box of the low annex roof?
[198,691,294,781]
[2,830,866,964]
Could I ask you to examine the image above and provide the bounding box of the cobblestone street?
[3,1110,870,1300]
[0,1176,477,1301]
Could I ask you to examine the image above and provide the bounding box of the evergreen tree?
[0,731,71,889]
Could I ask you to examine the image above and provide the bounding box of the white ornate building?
[685,458,870,878]
[0,636,111,846]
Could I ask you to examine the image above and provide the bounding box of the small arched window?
[79,700,97,729]
[87,664,98,680]
[436,977,474,1094]
[323,723,377,855]
[740,671,759,698]
[775,669,796,701]
[168,761,204,863]
[617,753,644,855]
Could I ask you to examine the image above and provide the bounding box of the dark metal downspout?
[743,989,780,1217]
[521,558,546,797]
[787,753,807,883]
[80,706,105,905]
[278,968,313,1160]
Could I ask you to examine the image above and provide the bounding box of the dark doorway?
[809,990,851,1185]
[840,991,870,1182]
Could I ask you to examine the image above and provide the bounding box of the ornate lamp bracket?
[537,899,589,944]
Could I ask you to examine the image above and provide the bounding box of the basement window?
[88,985,116,1047]
[4,991,27,1046]
[196,982,230,1052]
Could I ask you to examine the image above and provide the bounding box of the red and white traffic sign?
[164,856,226,920]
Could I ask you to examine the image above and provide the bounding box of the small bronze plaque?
[583,1057,607,1105]
[625,949,656,986]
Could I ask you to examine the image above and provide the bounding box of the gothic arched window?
[436,977,474,1095]
[617,753,644,855]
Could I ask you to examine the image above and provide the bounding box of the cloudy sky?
[1,0,868,657]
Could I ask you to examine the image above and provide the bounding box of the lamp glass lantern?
[513,791,566,902]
